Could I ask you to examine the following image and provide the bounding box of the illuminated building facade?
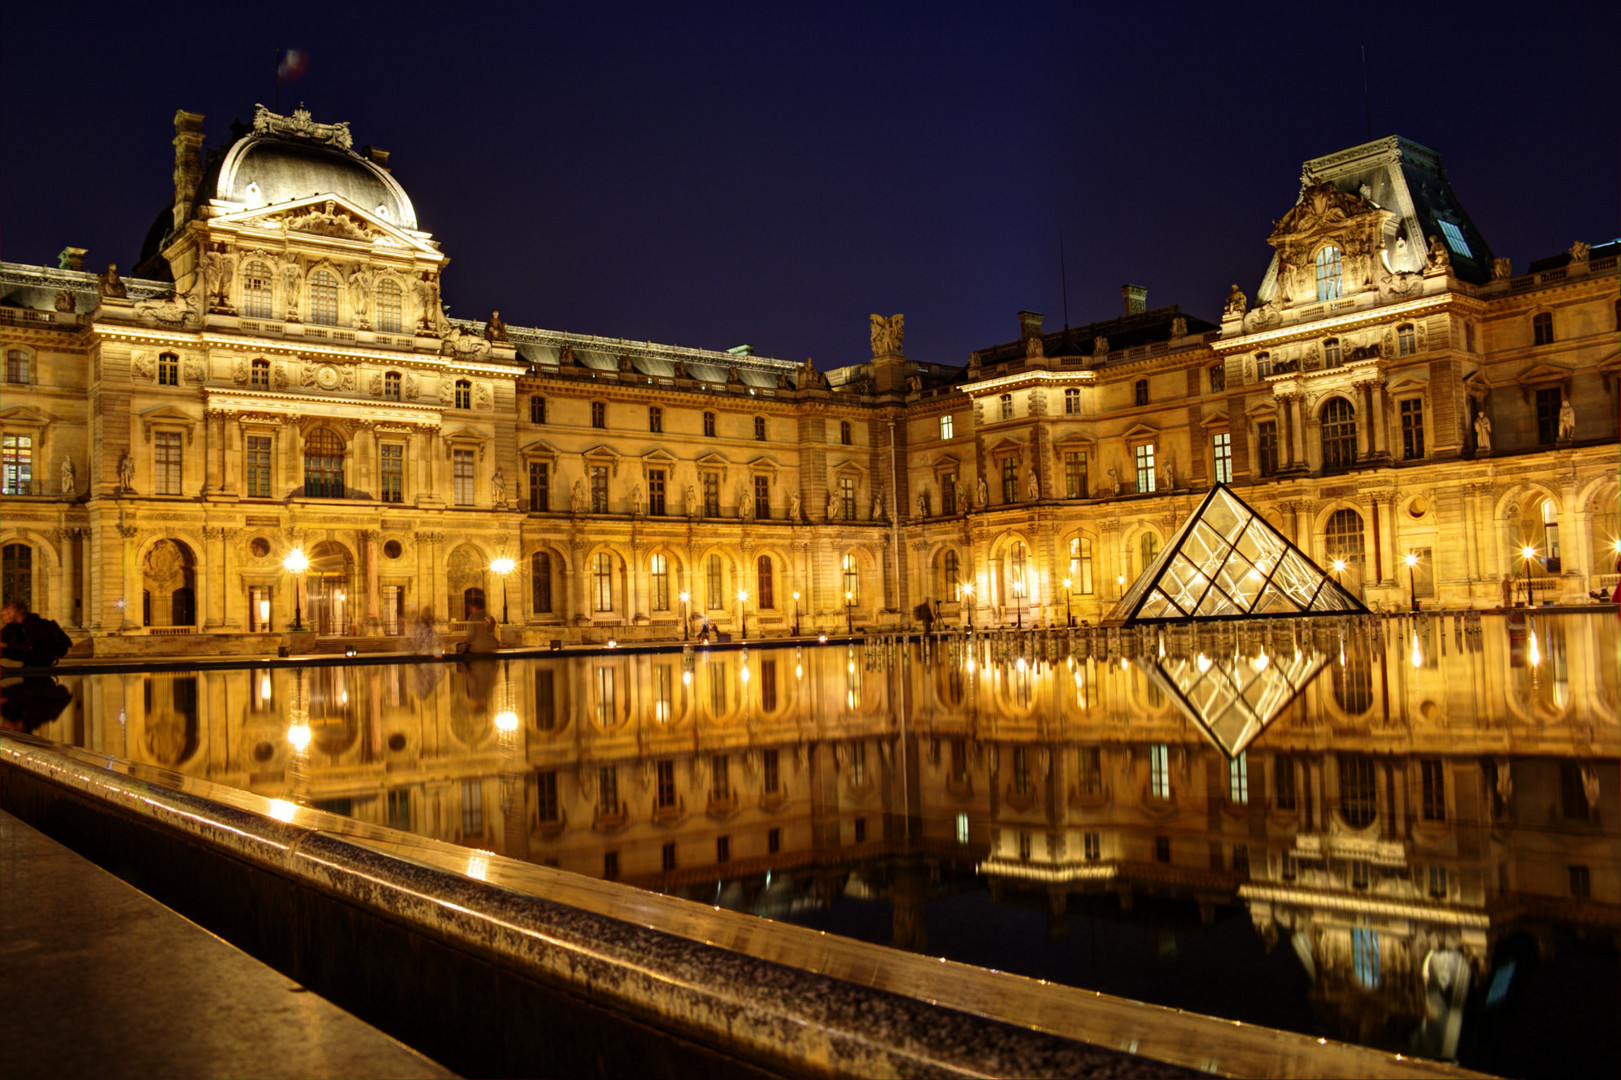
[0,115,1615,650]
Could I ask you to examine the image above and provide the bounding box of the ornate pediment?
[1198,409,1230,430]
[211,194,433,255]
[986,436,1024,456]
[580,443,622,476]
[252,105,353,150]
[1269,181,1378,244]
[520,437,563,460]
[1514,362,1572,388]
[693,452,732,482]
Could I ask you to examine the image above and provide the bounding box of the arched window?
[842,553,859,605]
[251,358,270,390]
[376,279,402,333]
[1069,536,1094,595]
[703,411,716,437]
[756,555,774,609]
[1134,379,1148,406]
[1325,508,1364,569]
[754,416,766,441]
[1139,533,1160,577]
[241,262,273,319]
[303,427,345,498]
[1320,397,1357,470]
[1,543,32,608]
[383,371,401,401]
[1314,246,1343,301]
[840,420,852,445]
[1532,312,1554,346]
[531,551,553,613]
[650,553,669,611]
[593,552,613,612]
[455,379,471,409]
[1541,498,1561,562]
[308,269,339,325]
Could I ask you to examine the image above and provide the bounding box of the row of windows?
[530,398,827,443]
[523,549,848,616]
[241,265,409,332]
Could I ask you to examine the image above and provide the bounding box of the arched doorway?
[305,541,355,635]
[141,539,197,627]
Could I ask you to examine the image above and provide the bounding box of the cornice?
[90,324,522,376]
[204,389,442,427]
[1214,293,1455,353]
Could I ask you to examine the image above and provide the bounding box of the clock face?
[316,364,340,390]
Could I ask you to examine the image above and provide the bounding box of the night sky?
[3,3,1615,369]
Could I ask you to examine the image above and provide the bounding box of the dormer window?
[999,394,1013,421]
[251,358,270,390]
[1438,221,1472,258]
[1397,324,1416,356]
[242,262,273,319]
[1314,245,1344,302]
[384,371,401,401]
[1323,338,1341,368]
[454,379,471,410]
[308,269,339,326]
[376,279,402,333]
[158,352,180,386]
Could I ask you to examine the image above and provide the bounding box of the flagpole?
[273,44,281,111]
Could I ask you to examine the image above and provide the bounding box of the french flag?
[276,48,308,83]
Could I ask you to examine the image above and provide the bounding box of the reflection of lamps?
[792,590,800,637]
[845,590,854,635]
[736,588,749,641]
[490,556,515,625]
[1404,551,1420,611]
[1061,577,1073,627]
[679,591,690,641]
[1519,545,1537,607]
[961,582,973,631]
[283,547,309,631]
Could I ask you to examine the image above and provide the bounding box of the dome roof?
[214,122,417,230]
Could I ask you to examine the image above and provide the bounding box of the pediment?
[1514,362,1572,387]
[1122,422,1160,440]
[0,406,55,427]
[746,455,781,475]
[1268,181,1389,246]
[1199,409,1230,430]
[212,193,438,256]
[986,436,1024,455]
[693,451,731,481]
[140,405,198,444]
[932,452,962,470]
[640,448,680,468]
[1385,376,1428,396]
[520,437,562,460]
[1595,352,1620,375]
[831,458,867,477]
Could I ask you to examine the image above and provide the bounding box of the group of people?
[0,600,68,668]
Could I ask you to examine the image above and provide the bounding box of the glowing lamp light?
[740,664,751,684]
[1404,552,1419,568]
[679,591,690,603]
[1528,631,1542,668]
[268,799,298,822]
[286,723,312,752]
[1197,652,1211,673]
[490,556,515,576]
[283,547,309,574]
[737,589,749,603]
[1521,545,1537,561]
[258,598,271,626]
[1411,633,1423,669]
[494,709,519,732]
[1250,653,1270,673]
[1063,578,1071,589]
[1332,559,1346,574]
[818,633,828,643]
[1612,539,1621,554]
[607,638,618,648]
[682,670,692,687]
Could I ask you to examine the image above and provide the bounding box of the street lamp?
[961,581,973,632]
[679,591,690,641]
[1013,576,1025,630]
[737,588,749,641]
[1061,577,1073,627]
[1332,558,1346,587]
[489,556,515,625]
[283,547,309,631]
[845,590,854,635]
[1404,551,1420,611]
[1520,545,1538,607]
[792,590,800,637]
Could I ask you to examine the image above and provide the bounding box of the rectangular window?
[1323,339,1341,368]
[754,416,766,441]
[1570,865,1591,899]
[1064,451,1088,499]
[648,469,665,516]
[1154,836,1171,863]
[661,842,676,870]
[536,771,558,822]
[1209,365,1226,393]
[1085,832,1101,860]
[461,780,483,837]
[251,360,270,390]
[1212,432,1232,484]
[999,394,1013,421]
[1438,220,1472,258]
[1071,537,1094,595]
[763,749,780,793]
[590,465,609,513]
[1420,759,1446,821]
[839,476,855,521]
[1535,387,1561,444]
[594,667,616,725]
[1001,457,1018,503]
[768,827,781,854]
[1135,444,1156,494]
[1233,844,1250,876]
[706,554,723,610]
[1274,756,1296,810]
[1149,744,1170,799]
[716,836,730,863]
[593,552,612,612]
[1229,752,1249,804]
[158,353,179,386]
[704,412,716,437]
[1078,747,1102,795]
[453,449,475,505]
[246,435,272,498]
[1256,353,1272,378]
[649,406,662,433]
[591,401,606,428]
[1400,399,1425,460]
[939,414,954,439]
[650,553,669,611]
[1256,421,1278,477]
[386,789,411,830]
[703,472,720,517]
[154,432,183,495]
[1064,387,1080,414]
[1397,324,1416,356]
[454,382,471,409]
[599,766,619,814]
[753,475,770,520]
[383,372,401,401]
[369,444,399,504]
[528,461,548,511]
[530,396,546,423]
[941,472,957,514]
[712,754,729,800]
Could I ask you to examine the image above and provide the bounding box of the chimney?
[362,145,392,171]
[58,247,87,272]
[1017,310,1044,340]
[1122,284,1148,316]
[172,110,206,231]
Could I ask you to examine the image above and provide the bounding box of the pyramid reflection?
[1103,484,1368,625]
[1142,645,1329,758]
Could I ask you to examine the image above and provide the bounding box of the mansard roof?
[975,305,1217,367]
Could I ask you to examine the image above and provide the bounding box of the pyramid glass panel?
[1144,644,1330,757]
[1103,484,1369,624]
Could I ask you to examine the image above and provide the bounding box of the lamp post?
[1061,577,1073,627]
[791,590,800,637]
[1520,545,1537,607]
[490,556,515,625]
[283,547,309,631]
[961,581,973,632]
[1013,576,1025,630]
[1404,551,1420,612]
[679,591,690,641]
[845,590,854,636]
[736,588,749,642]
[1332,558,1346,587]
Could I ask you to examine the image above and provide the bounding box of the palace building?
[0,110,1615,652]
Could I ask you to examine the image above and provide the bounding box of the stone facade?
[1,117,1615,650]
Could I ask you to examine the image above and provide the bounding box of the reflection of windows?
[842,553,859,605]
[1560,762,1590,820]
[950,738,968,783]
[850,742,867,787]
[1229,752,1248,804]
[534,668,555,724]
[1212,432,1232,484]
[763,749,780,793]
[1352,927,1379,988]
[599,766,619,813]
[1420,759,1445,821]
[461,780,483,836]
[1013,747,1033,796]
[246,435,272,498]
[1275,756,1296,810]
[712,755,729,799]
[452,449,474,505]
[593,552,613,611]
[1570,865,1591,899]
[380,444,403,503]
[1078,747,1102,795]
[1340,755,1376,828]
[1149,744,1170,799]
[656,760,676,808]
[709,664,726,716]
[760,659,777,711]
[652,664,673,723]
[594,667,615,725]
[1084,832,1101,859]
[662,842,676,870]
[536,771,558,821]
[1314,245,1343,301]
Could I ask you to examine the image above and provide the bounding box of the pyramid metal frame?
[1142,647,1329,758]
[1102,483,1370,625]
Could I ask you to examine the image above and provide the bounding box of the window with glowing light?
[1229,753,1249,804]
[1320,397,1357,470]
[939,413,954,439]
[1069,537,1093,595]
[1212,432,1232,484]
[595,667,615,725]
[452,449,474,505]
[842,553,859,604]
[1325,508,1364,571]
[650,553,669,611]
[246,435,272,498]
[1150,744,1170,799]
[1314,245,1343,301]
[251,357,270,390]
[1001,457,1018,503]
[593,552,613,611]
[1064,451,1088,498]
[938,549,960,600]
[1135,443,1156,493]
[1541,498,1561,560]
[652,665,673,723]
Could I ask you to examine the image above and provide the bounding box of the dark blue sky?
[3,2,1615,368]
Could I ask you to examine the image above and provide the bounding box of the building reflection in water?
[36,613,1620,1076]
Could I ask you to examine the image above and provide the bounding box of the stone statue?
[282,263,303,309]
[1491,257,1513,281]
[205,253,234,306]
[685,484,698,518]
[1569,240,1591,264]
[789,492,801,521]
[1474,412,1493,454]
[1557,398,1576,441]
[1426,234,1451,271]
[976,476,988,509]
[631,482,646,516]
[97,264,127,299]
[1171,316,1187,337]
[869,313,904,358]
[119,451,135,491]
[726,366,742,385]
[738,483,752,520]
[60,456,75,497]
[1105,467,1120,496]
[1224,283,1246,316]
[54,289,75,313]
[491,466,505,504]
[1026,470,1040,501]
[559,344,577,366]
[484,310,508,342]
[1025,336,1044,359]
[956,481,969,512]
[1093,335,1109,357]
[346,269,368,316]
[871,483,884,521]
[827,492,840,522]
[917,492,927,517]
[571,479,588,513]
[1160,459,1176,490]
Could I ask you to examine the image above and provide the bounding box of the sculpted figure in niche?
[1026,470,1040,501]
[956,481,969,512]
[871,483,884,521]
[917,492,927,518]
[827,492,840,522]
[738,483,752,521]
[631,482,645,516]
[1105,467,1120,496]
[686,484,698,518]
[1223,283,1246,315]
[571,480,588,513]
[789,492,801,522]
[491,466,505,504]
[1426,235,1451,271]
[119,451,135,491]
[61,457,75,497]
[347,269,369,317]
[282,263,303,310]
[1473,412,1492,454]
[98,264,127,299]
[484,310,508,342]
[1557,398,1576,441]
[976,475,988,509]
[1025,336,1044,359]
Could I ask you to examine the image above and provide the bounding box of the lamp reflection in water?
[1405,551,1420,611]
[285,668,311,804]
[961,581,973,631]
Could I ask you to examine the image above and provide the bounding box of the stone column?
[200,526,222,629]
[222,413,239,495]
[118,524,140,629]
[56,528,77,628]
[1376,496,1397,584]
[1369,382,1390,459]
[223,528,243,629]
[363,529,380,632]
[1461,485,1482,586]
[1294,502,1314,556]
[572,538,591,625]
[1558,477,1580,582]
[631,539,648,625]
[1355,384,1373,460]
[203,411,222,496]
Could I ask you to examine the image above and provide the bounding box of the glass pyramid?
[1142,645,1329,758]
[1102,483,1368,625]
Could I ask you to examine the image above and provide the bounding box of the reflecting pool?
[10,612,1618,1078]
